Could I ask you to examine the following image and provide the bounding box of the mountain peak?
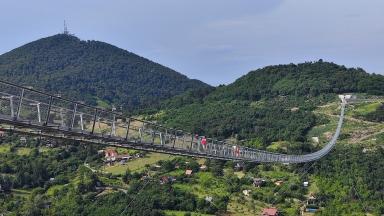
[0,35,209,111]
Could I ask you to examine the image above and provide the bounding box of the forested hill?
[0,34,209,111]
[209,60,384,101]
[155,61,384,149]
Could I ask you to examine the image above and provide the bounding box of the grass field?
[348,102,381,116]
[46,184,66,196]
[174,172,230,198]
[11,188,32,198]
[0,143,10,153]
[102,152,175,174]
[227,195,264,216]
[16,147,31,156]
[163,210,213,216]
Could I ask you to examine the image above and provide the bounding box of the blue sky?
[1,0,383,85]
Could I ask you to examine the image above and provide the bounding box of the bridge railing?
[0,80,347,163]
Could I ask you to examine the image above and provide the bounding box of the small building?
[20,136,27,144]
[253,178,266,187]
[324,132,333,141]
[338,94,353,103]
[290,107,300,112]
[105,149,118,162]
[262,207,278,216]
[151,164,162,170]
[185,169,193,176]
[303,181,309,187]
[311,137,319,144]
[242,189,251,196]
[205,196,213,202]
[305,195,319,212]
[200,165,208,171]
[234,163,243,171]
[119,155,132,160]
[140,175,150,181]
[0,130,6,137]
[160,176,170,184]
[45,142,56,148]
[274,180,284,186]
[160,176,176,185]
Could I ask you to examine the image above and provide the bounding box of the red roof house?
[105,149,118,162]
[185,169,193,176]
[262,207,278,216]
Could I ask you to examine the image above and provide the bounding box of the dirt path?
[314,111,379,125]
[350,129,384,144]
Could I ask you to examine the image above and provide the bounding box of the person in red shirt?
[201,136,207,150]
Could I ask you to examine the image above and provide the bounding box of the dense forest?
[0,34,208,111]
[151,61,384,149]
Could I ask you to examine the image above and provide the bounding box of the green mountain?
[154,61,384,150]
[0,34,209,111]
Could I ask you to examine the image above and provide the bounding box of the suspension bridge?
[0,80,352,163]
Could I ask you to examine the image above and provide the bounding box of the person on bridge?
[195,134,199,141]
[201,136,207,150]
[233,145,240,157]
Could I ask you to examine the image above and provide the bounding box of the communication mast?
[64,20,69,35]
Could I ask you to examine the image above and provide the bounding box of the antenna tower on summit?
[64,20,69,35]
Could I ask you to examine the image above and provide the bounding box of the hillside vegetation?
[0,34,208,111]
[153,61,384,150]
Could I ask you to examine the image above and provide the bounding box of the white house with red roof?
[104,149,118,162]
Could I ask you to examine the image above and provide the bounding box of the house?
[45,142,56,148]
[253,178,266,187]
[141,175,150,181]
[311,137,319,144]
[262,207,278,216]
[303,181,309,187]
[305,195,319,212]
[234,163,243,171]
[290,107,300,112]
[205,196,213,202]
[20,136,27,144]
[324,132,333,140]
[159,176,177,184]
[104,149,118,162]
[306,195,317,205]
[119,155,132,160]
[185,169,193,176]
[151,164,162,170]
[274,180,284,186]
[160,176,170,184]
[242,189,251,196]
[0,130,6,137]
[200,165,208,171]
